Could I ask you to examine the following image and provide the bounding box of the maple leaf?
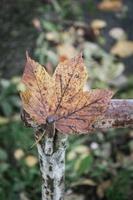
[20,53,113,134]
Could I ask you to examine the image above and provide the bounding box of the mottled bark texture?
[36,131,68,200]
[93,99,133,129]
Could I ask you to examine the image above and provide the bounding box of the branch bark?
[93,99,133,130]
[36,131,68,200]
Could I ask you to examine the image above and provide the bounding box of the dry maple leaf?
[20,53,113,134]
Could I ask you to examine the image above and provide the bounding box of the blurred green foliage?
[0,0,133,200]
[106,170,133,200]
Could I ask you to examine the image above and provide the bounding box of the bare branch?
[36,131,68,200]
[93,99,133,130]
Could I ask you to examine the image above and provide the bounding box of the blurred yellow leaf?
[67,145,90,161]
[14,149,24,160]
[109,27,126,41]
[71,178,96,187]
[111,40,133,57]
[46,31,59,42]
[32,18,41,31]
[67,151,77,161]
[25,155,38,167]
[0,117,9,125]
[74,145,90,154]
[91,19,107,30]
[98,0,123,12]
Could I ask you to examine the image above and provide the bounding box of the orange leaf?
[53,54,88,110]
[55,90,113,134]
[98,0,123,12]
[20,53,113,134]
[20,53,56,124]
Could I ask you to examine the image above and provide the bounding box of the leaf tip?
[76,52,83,62]
[108,89,115,99]
[25,51,32,62]
[79,51,83,58]
[26,50,29,60]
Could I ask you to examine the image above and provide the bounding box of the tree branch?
[21,99,133,200]
[93,99,133,130]
[36,131,68,200]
